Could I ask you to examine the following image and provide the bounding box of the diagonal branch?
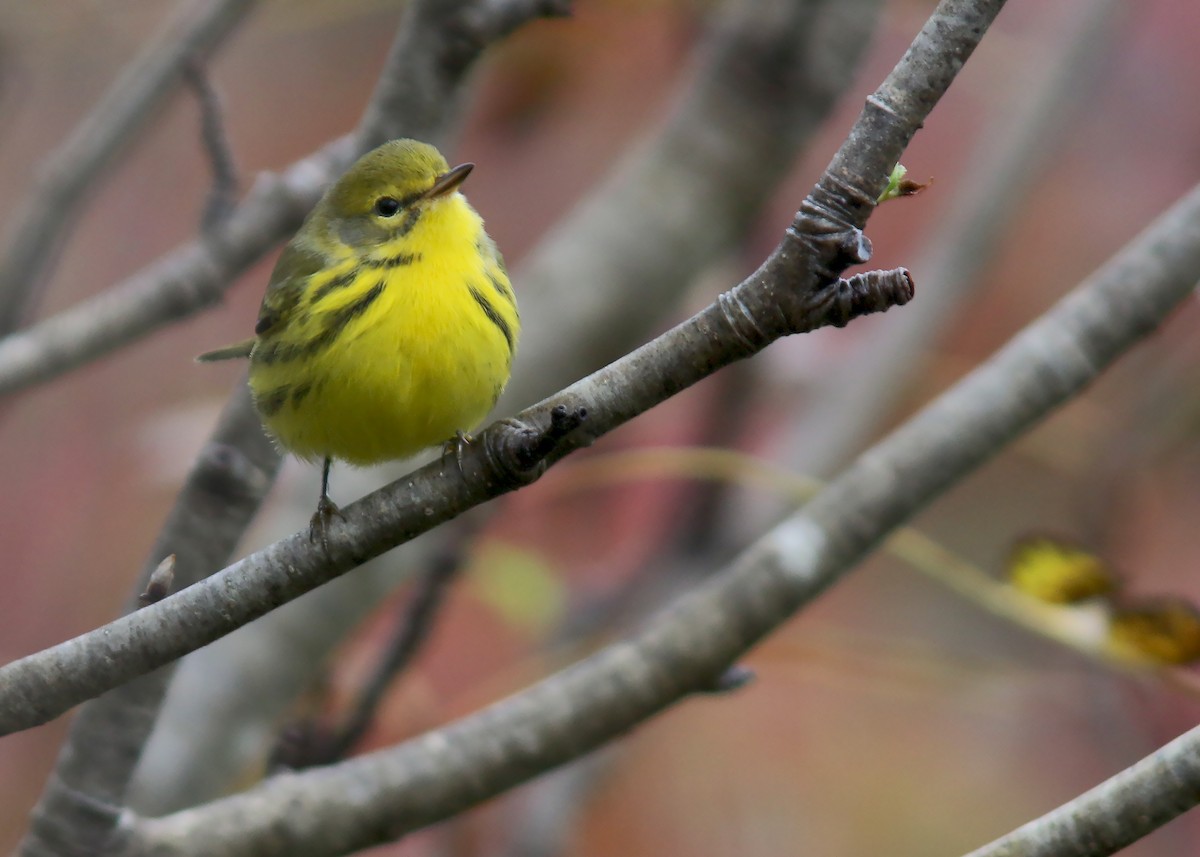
[127,177,1200,857]
[0,257,911,735]
[963,717,1200,856]
[0,0,257,336]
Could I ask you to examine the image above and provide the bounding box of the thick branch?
[129,176,1200,857]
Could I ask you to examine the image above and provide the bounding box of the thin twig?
[128,175,1200,856]
[183,58,239,231]
[325,542,467,762]
[0,0,257,337]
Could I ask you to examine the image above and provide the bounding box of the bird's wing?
[253,241,327,339]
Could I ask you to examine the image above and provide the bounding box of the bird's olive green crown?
[324,139,451,220]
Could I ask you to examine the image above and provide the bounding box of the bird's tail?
[195,338,255,362]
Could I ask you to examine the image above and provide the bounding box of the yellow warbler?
[199,139,519,527]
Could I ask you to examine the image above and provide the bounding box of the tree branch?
[962,719,1200,856]
[128,172,1200,857]
[512,0,884,402]
[0,0,257,336]
[0,253,910,735]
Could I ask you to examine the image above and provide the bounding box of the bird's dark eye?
[374,197,401,217]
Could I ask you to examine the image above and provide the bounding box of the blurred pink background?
[2,0,1200,854]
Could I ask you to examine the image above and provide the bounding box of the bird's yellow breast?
[247,195,518,466]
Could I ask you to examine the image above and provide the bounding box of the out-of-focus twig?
[0,0,257,337]
[183,59,239,231]
[322,537,469,765]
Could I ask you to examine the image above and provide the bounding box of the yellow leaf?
[469,545,566,635]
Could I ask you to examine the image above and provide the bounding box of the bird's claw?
[440,431,473,476]
[308,495,345,548]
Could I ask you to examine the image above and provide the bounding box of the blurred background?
[1,0,1200,854]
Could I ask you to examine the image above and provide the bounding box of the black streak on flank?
[291,382,313,407]
[258,386,289,417]
[309,269,360,305]
[253,281,386,366]
[469,286,514,355]
[487,271,516,309]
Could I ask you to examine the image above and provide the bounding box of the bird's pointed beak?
[423,162,474,200]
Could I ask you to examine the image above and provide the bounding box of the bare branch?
[129,172,1200,857]
[357,0,573,150]
[0,253,908,735]
[962,721,1200,856]
[0,0,257,336]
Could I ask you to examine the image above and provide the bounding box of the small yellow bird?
[200,139,519,527]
